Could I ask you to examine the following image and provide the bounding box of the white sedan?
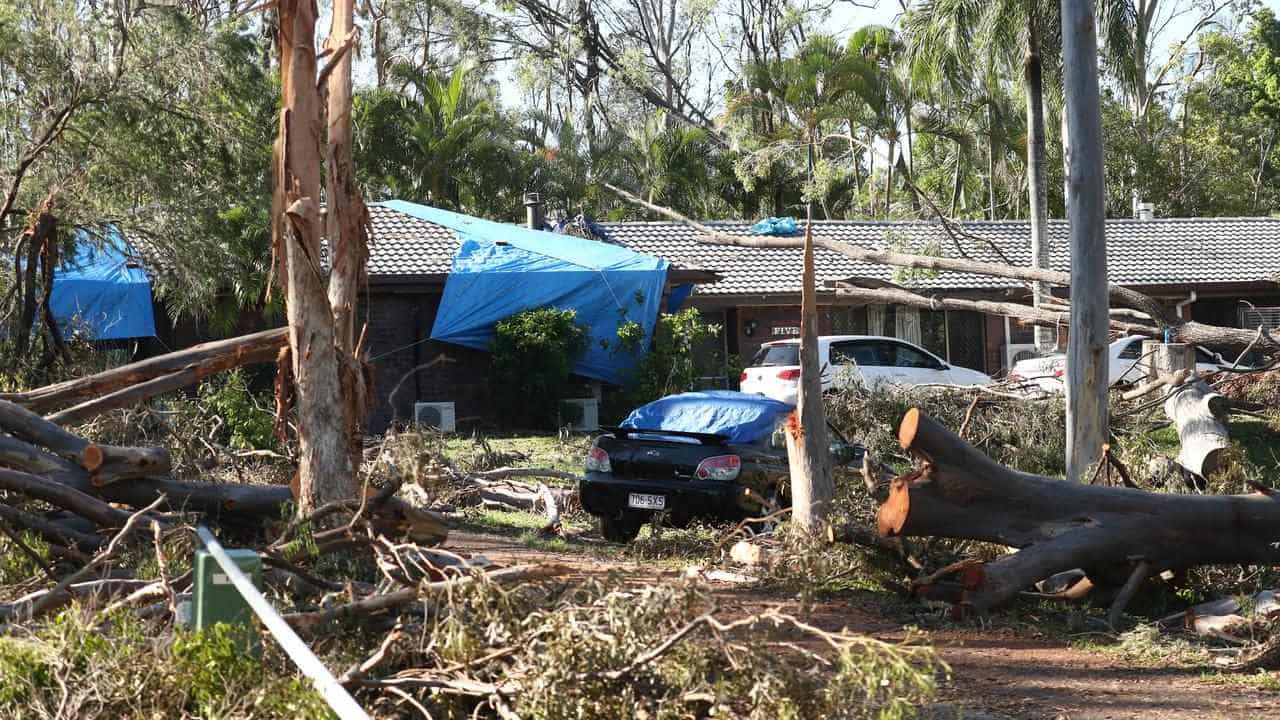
[739,335,992,404]
[1009,335,1235,394]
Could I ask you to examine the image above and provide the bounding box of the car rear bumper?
[579,472,749,524]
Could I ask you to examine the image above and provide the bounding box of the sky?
[487,0,1280,110]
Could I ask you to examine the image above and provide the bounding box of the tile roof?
[366,205,1280,296]
[367,204,459,277]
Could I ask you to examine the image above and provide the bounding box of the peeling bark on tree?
[787,202,833,531]
[325,0,371,474]
[878,409,1280,614]
[276,0,354,513]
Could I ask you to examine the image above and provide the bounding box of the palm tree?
[905,0,1061,349]
[846,26,915,217]
[624,111,711,213]
[354,62,502,210]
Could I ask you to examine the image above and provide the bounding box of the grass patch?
[1202,669,1280,692]
[443,433,592,480]
[620,523,720,563]
[1082,625,1211,668]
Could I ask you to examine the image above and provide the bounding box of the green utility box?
[192,548,262,653]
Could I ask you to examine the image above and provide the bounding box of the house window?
[1239,307,1280,331]
[920,310,947,358]
[1008,318,1037,344]
[828,306,867,335]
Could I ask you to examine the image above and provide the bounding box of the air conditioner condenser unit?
[413,402,456,432]
[558,398,599,432]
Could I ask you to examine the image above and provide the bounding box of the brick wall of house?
[728,304,871,364]
[364,290,494,433]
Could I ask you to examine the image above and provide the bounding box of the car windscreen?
[751,344,799,366]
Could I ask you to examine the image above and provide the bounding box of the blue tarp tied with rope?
[382,201,669,385]
[49,227,156,340]
[750,216,800,236]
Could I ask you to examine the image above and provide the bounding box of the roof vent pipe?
[1136,202,1154,221]
[523,192,545,230]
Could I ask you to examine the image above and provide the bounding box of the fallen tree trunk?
[832,284,1271,353]
[0,399,170,476]
[0,328,288,414]
[603,182,1175,327]
[877,408,1280,614]
[1,431,290,520]
[1165,380,1231,480]
[46,370,192,426]
[0,468,133,528]
[0,502,100,552]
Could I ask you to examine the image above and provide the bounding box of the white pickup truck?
[1009,336,1234,393]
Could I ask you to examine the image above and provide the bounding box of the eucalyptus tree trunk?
[787,137,834,531]
[275,0,354,513]
[1024,12,1054,352]
[326,0,371,475]
[1060,0,1110,483]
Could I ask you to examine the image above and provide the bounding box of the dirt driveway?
[445,529,1278,720]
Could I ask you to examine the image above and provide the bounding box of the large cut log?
[100,477,294,518]
[0,328,287,414]
[877,408,1280,613]
[1,432,289,519]
[1165,380,1231,479]
[0,399,170,476]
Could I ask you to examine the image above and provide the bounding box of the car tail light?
[776,369,801,381]
[585,446,611,473]
[1053,367,1065,378]
[695,454,741,481]
[740,371,748,382]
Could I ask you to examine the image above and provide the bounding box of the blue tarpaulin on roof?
[621,390,794,445]
[49,228,156,340]
[381,201,669,385]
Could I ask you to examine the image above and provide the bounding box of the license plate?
[628,493,666,510]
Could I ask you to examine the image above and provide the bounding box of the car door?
[848,340,895,387]
[827,340,868,388]
[1113,338,1145,385]
[887,341,948,386]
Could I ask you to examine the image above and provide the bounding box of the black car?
[578,391,862,542]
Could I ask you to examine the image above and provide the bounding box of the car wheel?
[600,513,643,543]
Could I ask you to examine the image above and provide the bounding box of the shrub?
[618,308,722,407]
[0,608,329,718]
[198,367,277,450]
[491,307,588,428]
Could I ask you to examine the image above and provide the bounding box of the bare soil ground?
[446,528,1279,720]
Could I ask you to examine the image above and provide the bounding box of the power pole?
[1061,0,1109,482]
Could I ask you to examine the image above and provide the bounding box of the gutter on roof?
[367,273,449,288]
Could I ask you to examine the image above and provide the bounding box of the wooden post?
[1061,0,1109,483]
